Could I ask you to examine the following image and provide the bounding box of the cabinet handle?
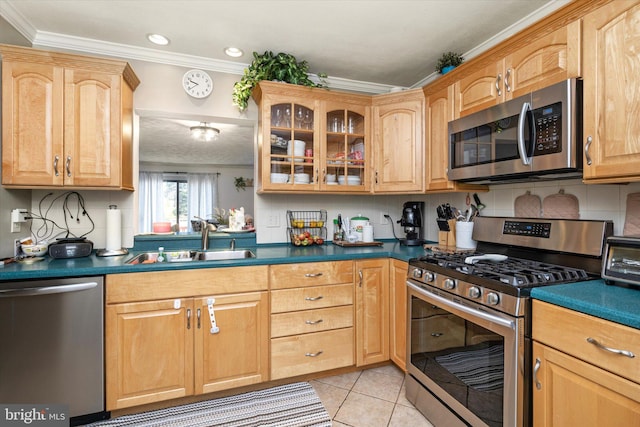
[358,269,363,287]
[505,69,511,93]
[375,170,378,184]
[186,308,191,330]
[533,357,542,390]
[431,332,443,337]
[305,319,323,325]
[304,272,323,277]
[305,351,323,357]
[585,136,593,166]
[65,156,72,177]
[315,168,319,184]
[322,168,326,183]
[586,337,635,358]
[197,308,201,329]
[54,155,60,176]
[305,295,323,301]
[495,74,502,97]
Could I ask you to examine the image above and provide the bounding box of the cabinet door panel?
[64,69,121,187]
[389,260,408,369]
[105,299,194,410]
[455,61,503,117]
[1,61,64,186]
[355,259,389,366]
[194,292,269,394]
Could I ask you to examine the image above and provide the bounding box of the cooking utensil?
[473,193,486,211]
[464,254,508,264]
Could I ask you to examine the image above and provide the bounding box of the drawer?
[271,283,353,313]
[533,300,640,383]
[271,305,353,338]
[270,261,353,289]
[271,328,354,379]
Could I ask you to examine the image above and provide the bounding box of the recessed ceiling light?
[224,47,244,58]
[147,33,170,46]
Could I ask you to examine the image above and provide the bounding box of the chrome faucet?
[230,238,236,251]
[198,218,217,251]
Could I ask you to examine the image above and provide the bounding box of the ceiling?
[0,0,569,166]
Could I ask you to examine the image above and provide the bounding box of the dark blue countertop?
[0,240,427,282]
[531,280,640,330]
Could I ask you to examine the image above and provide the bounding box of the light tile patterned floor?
[310,365,435,427]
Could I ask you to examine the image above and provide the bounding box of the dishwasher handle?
[0,282,98,297]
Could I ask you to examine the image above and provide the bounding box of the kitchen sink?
[126,249,255,264]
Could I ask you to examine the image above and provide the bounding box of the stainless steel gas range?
[405,216,613,427]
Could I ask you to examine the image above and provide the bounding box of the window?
[162,178,188,232]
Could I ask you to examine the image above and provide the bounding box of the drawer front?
[271,305,353,338]
[533,300,640,383]
[271,283,353,313]
[271,328,354,379]
[270,261,353,289]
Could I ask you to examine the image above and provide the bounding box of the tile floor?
[309,365,434,427]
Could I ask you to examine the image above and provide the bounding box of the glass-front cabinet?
[322,101,369,191]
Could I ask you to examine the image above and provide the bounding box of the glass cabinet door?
[324,108,366,190]
[267,102,316,187]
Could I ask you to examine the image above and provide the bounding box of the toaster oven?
[602,236,640,290]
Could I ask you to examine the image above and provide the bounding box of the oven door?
[406,280,526,427]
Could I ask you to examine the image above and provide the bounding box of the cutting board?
[623,192,640,236]
[514,191,542,218]
[542,189,580,219]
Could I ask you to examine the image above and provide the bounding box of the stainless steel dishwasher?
[0,276,106,425]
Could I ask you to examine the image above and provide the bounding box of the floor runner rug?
[85,382,331,427]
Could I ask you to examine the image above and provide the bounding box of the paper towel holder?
[96,204,129,257]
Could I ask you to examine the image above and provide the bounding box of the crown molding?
[0,0,37,40]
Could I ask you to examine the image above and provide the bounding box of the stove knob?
[443,278,456,290]
[468,286,481,299]
[424,272,435,282]
[486,292,500,306]
[412,269,423,279]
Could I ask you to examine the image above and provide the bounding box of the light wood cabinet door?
[194,292,269,394]
[582,0,640,183]
[454,60,504,118]
[371,89,424,193]
[355,258,389,366]
[532,341,640,426]
[1,60,64,186]
[105,299,194,410]
[389,259,407,370]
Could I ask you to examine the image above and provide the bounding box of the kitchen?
[1,1,640,426]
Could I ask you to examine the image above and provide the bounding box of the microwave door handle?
[517,102,532,166]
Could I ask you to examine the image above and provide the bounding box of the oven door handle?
[407,282,516,330]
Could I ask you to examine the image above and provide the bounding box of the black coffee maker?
[398,201,425,246]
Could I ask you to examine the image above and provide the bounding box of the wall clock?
[182,69,213,98]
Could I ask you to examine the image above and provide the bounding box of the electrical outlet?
[266,214,280,228]
[11,222,21,233]
[380,212,390,224]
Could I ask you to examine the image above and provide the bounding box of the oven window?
[409,295,504,427]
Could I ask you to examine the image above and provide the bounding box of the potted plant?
[234,177,248,191]
[435,51,464,74]
[232,51,327,111]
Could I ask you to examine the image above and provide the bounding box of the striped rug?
[86,382,331,427]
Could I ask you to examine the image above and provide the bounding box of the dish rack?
[287,210,327,246]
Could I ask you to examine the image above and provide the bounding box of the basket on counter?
[287,210,327,246]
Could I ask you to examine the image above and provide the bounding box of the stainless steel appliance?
[602,236,640,290]
[448,79,582,184]
[405,216,612,427]
[0,276,107,426]
[398,201,425,246]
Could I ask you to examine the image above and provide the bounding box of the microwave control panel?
[533,101,562,155]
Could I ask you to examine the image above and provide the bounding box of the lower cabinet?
[532,300,640,426]
[355,258,389,366]
[269,261,354,380]
[389,259,408,370]
[105,268,269,410]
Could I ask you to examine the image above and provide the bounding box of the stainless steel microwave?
[448,78,582,184]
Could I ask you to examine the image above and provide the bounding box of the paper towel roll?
[105,205,122,251]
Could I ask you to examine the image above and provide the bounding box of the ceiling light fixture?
[147,33,170,46]
[190,123,220,141]
[224,47,244,58]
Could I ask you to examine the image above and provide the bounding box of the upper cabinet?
[253,81,370,193]
[371,89,425,193]
[454,22,582,118]
[0,44,139,190]
[582,0,640,183]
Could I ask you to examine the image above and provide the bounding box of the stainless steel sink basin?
[126,249,255,264]
[192,250,255,261]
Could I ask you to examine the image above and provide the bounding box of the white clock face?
[182,69,213,98]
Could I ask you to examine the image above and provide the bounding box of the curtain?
[138,171,165,233]
[187,173,219,231]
